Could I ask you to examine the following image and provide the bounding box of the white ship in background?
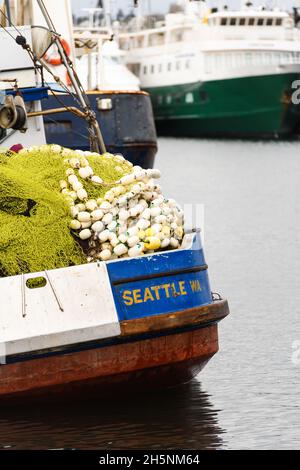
[119,0,300,138]
[73,3,140,92]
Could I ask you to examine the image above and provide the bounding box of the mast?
[4,0,12,25]
[35,0,106,153]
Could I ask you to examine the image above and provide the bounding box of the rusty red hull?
[0,324,218,402]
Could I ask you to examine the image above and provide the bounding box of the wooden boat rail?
[120,299,229,337]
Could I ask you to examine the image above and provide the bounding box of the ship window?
[221,18,227,26]
[264,53,271,65]
[185,92,194,104]
[239,18,246,26]
[235,53,242,67]
[200,90,208,103]
[150,64,155,74]
[167,62,172,72]
[245,52,252,64]
[166,95,172,104]
[176,61,181,71]
[248,18,255,26]
[266,18,273,26]
[257,18,264,26]
[158,63,162,73]
[276,19,282,26]
[185,59,191,69]
[230,18,236,26]
[204,55,212,73]
[143,65,147,74]
[157,95,163,105]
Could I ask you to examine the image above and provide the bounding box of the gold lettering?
[171,282,179,297]
[144,287,155,302]
[151,285,161,300]
[133,289,143,304]
[122,290,133,306]
[190,280,201,293]
[179,281,187,295]
[161,283,171,298]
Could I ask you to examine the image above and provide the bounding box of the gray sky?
[71,1,295,17]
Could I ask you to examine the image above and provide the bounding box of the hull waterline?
[0,300,228,402]
[146,73,300,138]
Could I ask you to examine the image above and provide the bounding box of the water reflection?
[0,380,225,450]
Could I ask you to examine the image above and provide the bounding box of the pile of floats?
[20,144,185,263]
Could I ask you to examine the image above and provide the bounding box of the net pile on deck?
[0,145,184,277]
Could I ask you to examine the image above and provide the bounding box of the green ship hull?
[145,73,300,138]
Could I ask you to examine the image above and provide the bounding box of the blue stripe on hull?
[107,232,212,321]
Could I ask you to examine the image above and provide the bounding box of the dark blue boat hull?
[42,91,157,168]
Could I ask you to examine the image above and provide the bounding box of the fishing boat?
[119,1,300,138]
[0,228,229,400]
[0,3,229,401]
[5,0,157,168]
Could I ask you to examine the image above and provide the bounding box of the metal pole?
[28,106,87,119]
[4,0,12,25]
[36,0,88,110]
[35,0,106,153]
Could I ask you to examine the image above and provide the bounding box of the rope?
[0,5,106,154]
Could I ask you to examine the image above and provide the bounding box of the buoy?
[70,220,81,230]
[77,188,88,201]
[91,209,104,221]
[77,212,91,223]
[79,229,92,240]
[170,237,179,248]
[128,243,144,257]
[81,221,92,229]
[102,213,113,225]
[161,238,170,249]
[43,38,71,66]
[98,229,111,242]
[100,249,112,261]
[91,221,104,233]
[127,235,140,247]
[144,237,161,250]
[85,200,98,212]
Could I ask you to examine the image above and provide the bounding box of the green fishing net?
[0,146,131,277]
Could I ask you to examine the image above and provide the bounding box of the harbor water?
[0,138,299,450]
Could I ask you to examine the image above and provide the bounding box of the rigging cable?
[0,8,81,106]
[0,6,106,153]
[0,9,83,110]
